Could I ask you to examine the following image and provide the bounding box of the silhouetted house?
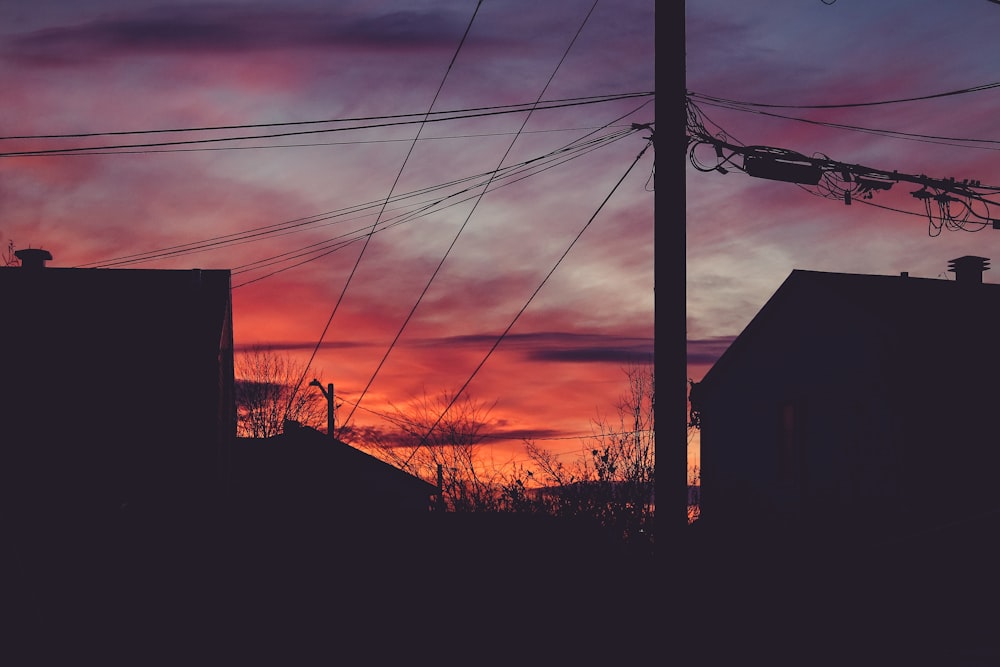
[693,256,1000,540]
[230,422,438,522]
[0,248,235,643]
[1,248,234,538]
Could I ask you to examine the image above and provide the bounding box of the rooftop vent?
[14,248,52,269]
[948,255,990,284]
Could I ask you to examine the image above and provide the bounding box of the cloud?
[371,426,572,450]
[528,347,652,364]
[687,336,735,367]
[483,427,568,442]
[4,4,468,65]
[234,340,368,353]
[415,331,653,364]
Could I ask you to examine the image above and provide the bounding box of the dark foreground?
[679,517,1000,667]
[2,510,656,665]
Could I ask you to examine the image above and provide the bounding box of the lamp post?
[309,378,334,438]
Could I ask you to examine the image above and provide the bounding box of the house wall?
[1,267,235,524]
[702,276,1000,540]
[700,289,902,536]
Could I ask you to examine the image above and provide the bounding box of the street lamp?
[309,378,335,438]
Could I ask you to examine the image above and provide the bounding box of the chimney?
[14,248,53,269]
[948,256,990,284]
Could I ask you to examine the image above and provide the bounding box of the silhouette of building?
[2,249,235,516]
[230,421,439,521]
[0,248,235,643]
[692,256,1000,540]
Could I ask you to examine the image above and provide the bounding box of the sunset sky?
[687,1,1000,467]
[0,1,654,472]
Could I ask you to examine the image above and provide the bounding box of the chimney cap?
[14,248,53,269]
[948,255,990,283]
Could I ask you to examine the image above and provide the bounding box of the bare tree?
[524,363,655,545]
[364,389,504,512]
[3,239,18,266]
[688,464,701,524]
[688,378,702,523]
[235,346,326,438]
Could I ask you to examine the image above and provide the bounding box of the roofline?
[695,267,1000,392]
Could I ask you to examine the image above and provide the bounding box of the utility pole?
[309,379,335,438]
[658,2,688,538]
[437,463,445,512]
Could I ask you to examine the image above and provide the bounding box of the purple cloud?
[416,331,653,365]
[5,4,469,64]
[687,336,735,367]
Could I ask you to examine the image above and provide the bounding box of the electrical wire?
[689,82,1000,110]
[0,93,652,142]
[75,122,633,280]
[693,97,1000,152]
[686,98,1000,235]
[287,0,486,414]
[0,93,652,157]
[403,139,653,467]
[342,0,604,431]
[229,125,636,288]
[78,157,552,268]
[27,125,634,156]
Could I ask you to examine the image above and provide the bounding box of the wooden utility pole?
[309,378,335,437]
[658,2,688,537]
[326,382,334,437]
[437,463,445,512]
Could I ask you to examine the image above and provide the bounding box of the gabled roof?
[699,267,1000,392]
[233,424,438,498]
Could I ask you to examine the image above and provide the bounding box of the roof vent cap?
[14,248,52,269]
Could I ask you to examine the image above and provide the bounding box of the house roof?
[698,264,1000,393]
[233,423,439,498]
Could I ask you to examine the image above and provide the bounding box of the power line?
[688,82,1000,110]
[404,139,653,467]
[694,97,1000,152]
[686,98,1000,236]
[342,0,603,431]
[77,124,633,277]
[288,0,486,414]
[229,125,637,287]
[0,92,652,141]
[27,125,628,156]
[0,93,653,157]
[79,155,539,267]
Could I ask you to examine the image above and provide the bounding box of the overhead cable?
[343,0,604,431]
[688,81,1000,110]
[0,93,653,157]
[687,98,1000,236]
[694,97,1000,152]
[403,138,654,467]
[0,92,652,142]
[287,0,486,414]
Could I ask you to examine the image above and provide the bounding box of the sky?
[686,0,1000,468]
[0,1,655,474]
